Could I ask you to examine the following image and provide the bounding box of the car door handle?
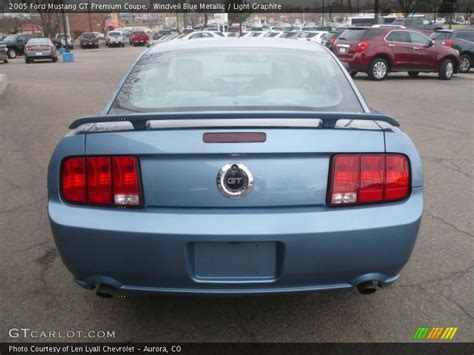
[388,44,396,47]
[412,47,420,50]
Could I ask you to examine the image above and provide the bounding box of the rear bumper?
[49,188,423,295]
[337,53,370,72]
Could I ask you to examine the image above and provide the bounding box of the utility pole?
[374,0,379,24]
[88,0,93,32]
[61,10,69,52]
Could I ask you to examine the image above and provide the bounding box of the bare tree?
[397,0,431,16]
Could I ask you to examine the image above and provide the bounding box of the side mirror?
[428,39,435,47]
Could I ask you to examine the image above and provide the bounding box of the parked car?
[298,31,329,44]
[179,31,225,40]
[153,29,172,40]
[53,33,74,50]
[93,32,105,40]
[48,38,422,298]
[430,29,474,73]
[322,28,347,51]
[0,33,41,59]
[129,31,149,46]
[106,31,125,47]
[392,17,443,32]
[0,42,8,63]
[24,38,58,63]
[334,27,460,80]
[80,32,99,49]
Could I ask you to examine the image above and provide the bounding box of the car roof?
[147,38,327,54]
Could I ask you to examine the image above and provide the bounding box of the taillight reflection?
[328,154,410,207]
[61,156,142,207]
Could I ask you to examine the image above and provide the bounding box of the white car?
[93,32,105,40]
[179,31,225,40]
[241,31,266,38]
[106,31,125,47]
[298,31,329,44]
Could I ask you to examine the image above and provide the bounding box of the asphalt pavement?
[0,45,472,342]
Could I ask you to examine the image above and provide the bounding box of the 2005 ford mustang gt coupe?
[48,38,423,298]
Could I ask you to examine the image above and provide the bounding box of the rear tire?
[458,54,471,73]
[7,48,17,59]
[368,57,389,81]
[438,58,454,80]
[25,57,30,64]
[408,71,419,78]
[349,71,358,77]
[52,56,58,62]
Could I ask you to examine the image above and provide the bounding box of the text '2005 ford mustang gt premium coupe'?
[48,38,423,298]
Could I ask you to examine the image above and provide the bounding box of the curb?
[0,74,7,95]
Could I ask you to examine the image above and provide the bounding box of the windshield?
[4,35,17,42]
[430,32,452,40]
[109,32,121,37]
[112,48,363,113]
[81,33,95,39]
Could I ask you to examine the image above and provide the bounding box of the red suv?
[334,27,460,80]
[130,31,149,46]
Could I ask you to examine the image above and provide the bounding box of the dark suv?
[335,27,460,80]
[430,29,474,73]
[80,32,99,49]
[0,33,40,59]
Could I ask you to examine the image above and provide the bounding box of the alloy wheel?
[373,61,387,79]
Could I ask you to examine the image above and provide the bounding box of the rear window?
[339,29,367,41]
[112,48,363,113]
[430,32,452,40]
[27,38,50,45]
[81,33,95,39]
[108,32,121,37]
[134,31,146,35]
[456,31,474,42]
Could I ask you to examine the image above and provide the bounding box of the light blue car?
[48,38,423,297]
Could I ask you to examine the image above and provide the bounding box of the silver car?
[24,38,58,63]
[0,42,8,63]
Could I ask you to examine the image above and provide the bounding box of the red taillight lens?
[359,155,385,203]
[61,157,86,203]
[356,41,369,52]
[112,156,141,206]
[328,154,410,206]
[87,157,112,204]
[385,155,410,200]
[26,46,33,51]
[61,156,142,207]
[330,38,337,46]
[441,39,454,47]
[330,155,359,205]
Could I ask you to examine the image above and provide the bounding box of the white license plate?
[339,47,347,53]
[36,52,43,55]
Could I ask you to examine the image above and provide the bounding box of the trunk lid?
[84,124,385,208]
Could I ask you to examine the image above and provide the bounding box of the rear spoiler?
[69,112,400,131]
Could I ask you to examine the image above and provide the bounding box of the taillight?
[441,39,454,47]
[61,156,142,207]
[26,46,33,51]
[328,154,410,206]
[356,41,369,52]
[330,38,337,46]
